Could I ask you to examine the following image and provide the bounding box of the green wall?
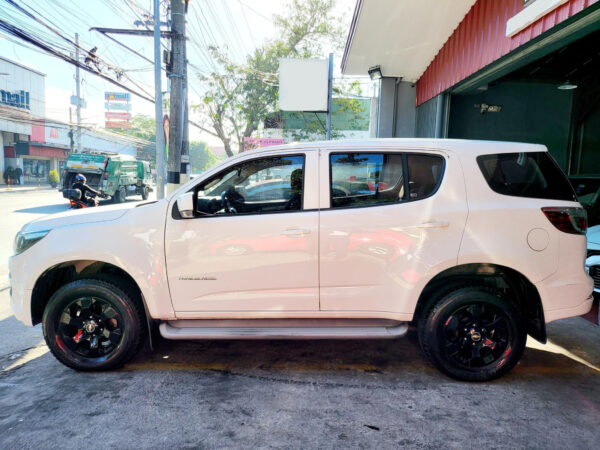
[448,81,574,171]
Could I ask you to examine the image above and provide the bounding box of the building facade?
[342,0,600,177]
[1,55,139,184]
[0,55,46,183]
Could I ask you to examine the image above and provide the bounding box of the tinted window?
[407,154,444,200]
[330,153,405,208]
[196,155,304,215]
[477,152,576,201]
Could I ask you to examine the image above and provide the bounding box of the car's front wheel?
[418,287,526,381]
[42,279,144,371]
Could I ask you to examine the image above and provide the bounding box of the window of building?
[195,155,305,216]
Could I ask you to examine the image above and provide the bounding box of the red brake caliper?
[73,329,83,343]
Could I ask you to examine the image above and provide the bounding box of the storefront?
[0,55,46,183]
[15,142,68,182]
[342,0,600,177]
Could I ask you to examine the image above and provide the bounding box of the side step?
[159,320,408,340]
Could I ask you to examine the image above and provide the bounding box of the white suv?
[9,139,593,381]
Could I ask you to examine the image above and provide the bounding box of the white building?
[1,55,139,184]
[0,55,46,183]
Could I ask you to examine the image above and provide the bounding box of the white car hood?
[22,203,135,233]
[587,225,600,247]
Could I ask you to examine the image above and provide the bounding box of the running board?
[159,321,408,340]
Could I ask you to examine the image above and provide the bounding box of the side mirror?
[176,192,195,218]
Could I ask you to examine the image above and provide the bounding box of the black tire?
[116,186,126,203]
[42,279,145,371]
[418,286,526,382]
[141,186,149,200]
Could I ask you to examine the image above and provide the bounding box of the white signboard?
[279,58,329,112]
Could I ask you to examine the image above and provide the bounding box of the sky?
[0,0,358,146]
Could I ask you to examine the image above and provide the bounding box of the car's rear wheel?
[418,287,526,381]
[42,279,144,371]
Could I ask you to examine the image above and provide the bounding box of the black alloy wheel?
[419,287,526,381]
[43,279,145,371]
[57,296,123,358]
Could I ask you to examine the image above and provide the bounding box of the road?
[0,189,599,449]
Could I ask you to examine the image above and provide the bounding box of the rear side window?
[407,154,445,200]
[477,152,576,201]
[330,152,444,208]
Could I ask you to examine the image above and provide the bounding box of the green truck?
[61,152,153,203]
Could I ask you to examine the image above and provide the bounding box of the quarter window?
[477,152,576,201]
[195,155,305,215]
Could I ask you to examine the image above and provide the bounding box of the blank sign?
[279,58,329,112]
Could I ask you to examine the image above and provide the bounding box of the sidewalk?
[0,184,55,193]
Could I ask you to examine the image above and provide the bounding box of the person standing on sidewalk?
[15,166,23,185]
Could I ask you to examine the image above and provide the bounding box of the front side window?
[195,155,305,215]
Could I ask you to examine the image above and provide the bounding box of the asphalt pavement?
[0,189,599,449]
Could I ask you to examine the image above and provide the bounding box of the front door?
[165,152,320,315]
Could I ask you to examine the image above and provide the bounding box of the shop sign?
[243,137,285,151]
[0,89,30,109]
[105,92,131,101]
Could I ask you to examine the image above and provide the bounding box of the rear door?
[318,148,468,314]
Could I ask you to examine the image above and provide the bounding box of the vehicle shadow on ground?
[122,327,600,382]
[14,204,70,214]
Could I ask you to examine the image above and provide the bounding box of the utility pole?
[181,31,189,185]
[153,0,166,199]
[326,53,333,140]
[75,33,82,152]
[167,0,187,193]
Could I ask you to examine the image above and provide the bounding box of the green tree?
[189,141,218,173]
[192,0,348,157]
[113,114,156,162]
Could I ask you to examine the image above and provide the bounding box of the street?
[0,189,599,449]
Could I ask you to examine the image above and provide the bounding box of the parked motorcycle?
[63,188,109,209]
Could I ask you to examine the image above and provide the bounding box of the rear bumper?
[536,267,594,323]
[544,296,593,323]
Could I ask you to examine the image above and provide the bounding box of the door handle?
[281,228,311,238]
[417,221,449,229]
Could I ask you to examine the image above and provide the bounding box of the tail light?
[542,207,587,235]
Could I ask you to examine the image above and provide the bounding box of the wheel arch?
[413,263,546,343]
[31,260,149,329]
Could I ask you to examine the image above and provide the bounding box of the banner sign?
[105,92,131,101]
[105,91,132,130]
[243,137,285,151]
[105,121,132,129]
[105,111,131,120]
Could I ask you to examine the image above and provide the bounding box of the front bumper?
[8,253,34,326]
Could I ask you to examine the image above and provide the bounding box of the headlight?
[13,230,50,255]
